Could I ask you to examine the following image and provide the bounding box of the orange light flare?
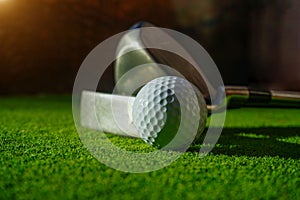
[0,0,15,5]
[0,0,10,5]
[0,0,15,12]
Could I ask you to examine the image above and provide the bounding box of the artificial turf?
[0,96,299,199]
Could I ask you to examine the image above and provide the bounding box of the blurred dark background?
[0,0,299,95]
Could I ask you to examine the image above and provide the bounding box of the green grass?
[0,96,300,199]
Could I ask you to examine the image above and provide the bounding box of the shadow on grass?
[190,127,300,159]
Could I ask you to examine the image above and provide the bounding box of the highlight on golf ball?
[132,76,207,150]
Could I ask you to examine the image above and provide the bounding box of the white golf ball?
[132,76,207,150]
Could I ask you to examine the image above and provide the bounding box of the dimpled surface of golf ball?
[132,76,207,150]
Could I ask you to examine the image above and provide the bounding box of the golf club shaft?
[221,86,300,109]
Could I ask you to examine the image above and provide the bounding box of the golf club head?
[114,21,222,105]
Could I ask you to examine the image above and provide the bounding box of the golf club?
[80,21,300,142]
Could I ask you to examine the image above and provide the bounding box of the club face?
[114,23,171,96]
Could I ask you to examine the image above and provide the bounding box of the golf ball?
[132,76,207,150]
